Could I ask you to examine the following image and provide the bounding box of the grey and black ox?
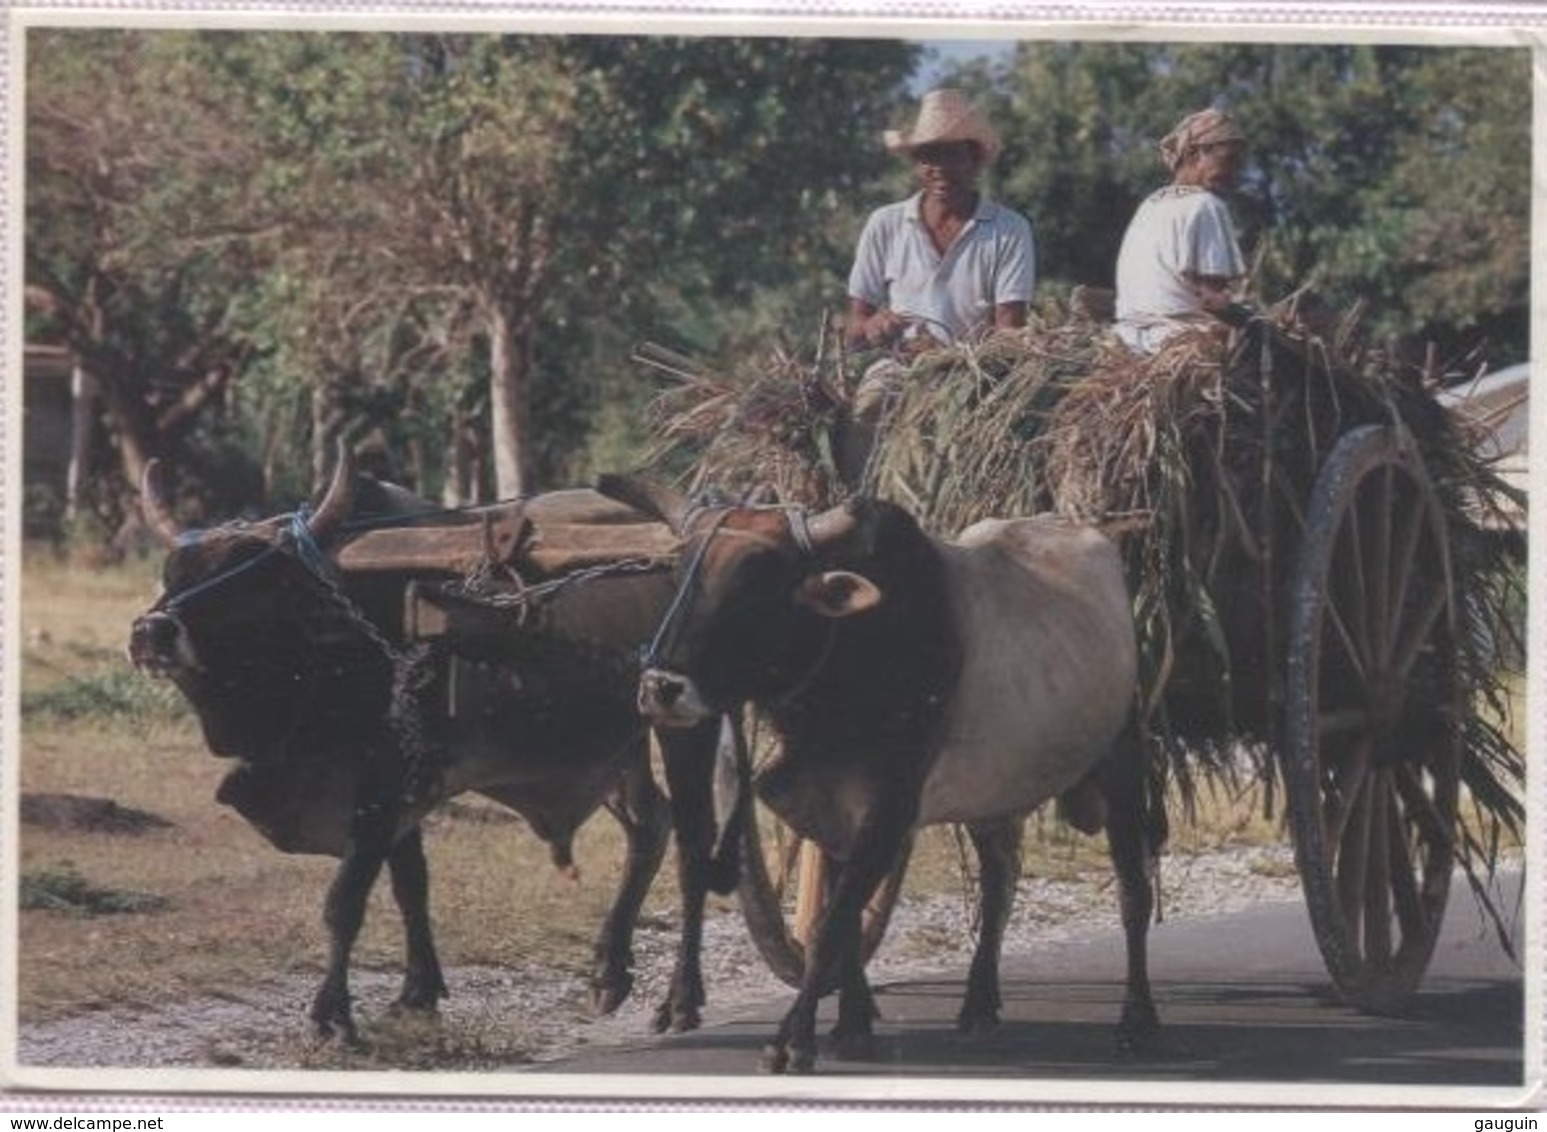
[128,454,742,1043]
[601,478,1163,1074]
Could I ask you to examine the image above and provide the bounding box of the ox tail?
[1133,720,1172,925]
[705,713,751,896]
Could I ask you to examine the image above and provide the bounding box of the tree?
[25,30,275,532]
[197,32,918,499]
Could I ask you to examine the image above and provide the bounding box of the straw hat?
[884,88,1001,164]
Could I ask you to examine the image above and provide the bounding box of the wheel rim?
[1284,424,1459,1013]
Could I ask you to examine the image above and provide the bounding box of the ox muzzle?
[638,667,715,729]
[128,611,200,678]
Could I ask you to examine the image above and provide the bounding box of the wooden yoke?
[332,489,681,579]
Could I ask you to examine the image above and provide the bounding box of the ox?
[128,455,739,1042]
[601,478,1162,1073]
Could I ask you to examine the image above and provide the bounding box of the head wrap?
[1159,108,1245,172]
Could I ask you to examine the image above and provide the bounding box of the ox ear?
[595,474,694,533]
[795,570,882,618]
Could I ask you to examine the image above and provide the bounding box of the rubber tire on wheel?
[737,799,911,990]
[1284,423,1459,1014]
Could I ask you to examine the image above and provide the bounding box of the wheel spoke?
[1326,736,1373,850]
[1339,500,1374,670]
[1337,763,1374,940]
[775,833,802,902]
[1384,482,1429,656]
[1393,762,1456,860]
[1390,582,1449,685]
[1323,589,1369,682]
[1365,469,1395,668]
[1364,769,1394,965]
[1386,787,1429,943]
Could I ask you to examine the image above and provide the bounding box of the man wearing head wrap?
[840,89,1036,483]
[1114,107,1248,353]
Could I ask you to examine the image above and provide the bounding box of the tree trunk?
[441,405,481,508]
[95,369,156,513]
[487,301,535,500]
[66,364,96,524]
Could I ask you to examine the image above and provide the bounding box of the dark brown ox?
[128,456,741,1041]
[601,477,1162,1073]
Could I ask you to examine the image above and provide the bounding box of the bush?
[21,667,187,723]
[19,863,169,915]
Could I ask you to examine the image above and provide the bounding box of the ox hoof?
[309,995,361,1049]
[650,1001,702,1035]
[761,1042,816,1075]
[395,977,448,1014]
[589,974,634,1017]
[1115,1006,1162,1056]
[955,1012,1001,1036]
[311,1017,362,1050]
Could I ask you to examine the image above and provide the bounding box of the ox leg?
[649,720,727,1034]
[829,936,881,1061]
[310,760,400,1043]
[312,847,387,1043]
[957,816,1024,1034]
[1099,731,1161,1052]
[766,810,911,1075]
[388,828,448,1013]
[590,744,672,1016]
[820,851,881,1061]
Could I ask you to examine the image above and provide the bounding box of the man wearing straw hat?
[1114,107,1249,353]
[840,88,1036,484]
[847,87,1036,352]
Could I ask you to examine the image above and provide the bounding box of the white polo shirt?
[848,192,1036,344]
[1114,185,1245,353]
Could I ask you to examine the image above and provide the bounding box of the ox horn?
[595,474,696,534]
[306,439,356,540]
[806,503,859,550]
[139,459,182,547]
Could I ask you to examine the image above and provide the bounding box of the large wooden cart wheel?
[737,794,912,989]
[1283,423,1460,1014]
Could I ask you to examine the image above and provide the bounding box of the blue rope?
[162,542,283,613]
[640,510,730,671]
[286,505,336,580]
[162,508,333,613]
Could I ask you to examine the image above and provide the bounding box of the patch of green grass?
[20,862,171,916]
[21,667,187,723]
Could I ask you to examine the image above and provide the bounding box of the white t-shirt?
[1114,186,1245,352]
[848,193,1036,344]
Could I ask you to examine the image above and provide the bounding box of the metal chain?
[446,555,674,619]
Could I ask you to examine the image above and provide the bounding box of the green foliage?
[20,863,170,916]
[180,31,918,496]
[22,667,187,723]
[978,41,1530,367]
[25,31,1527,529]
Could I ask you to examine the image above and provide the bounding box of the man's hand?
[1188,273,1240,314]
[857,307,912,349]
